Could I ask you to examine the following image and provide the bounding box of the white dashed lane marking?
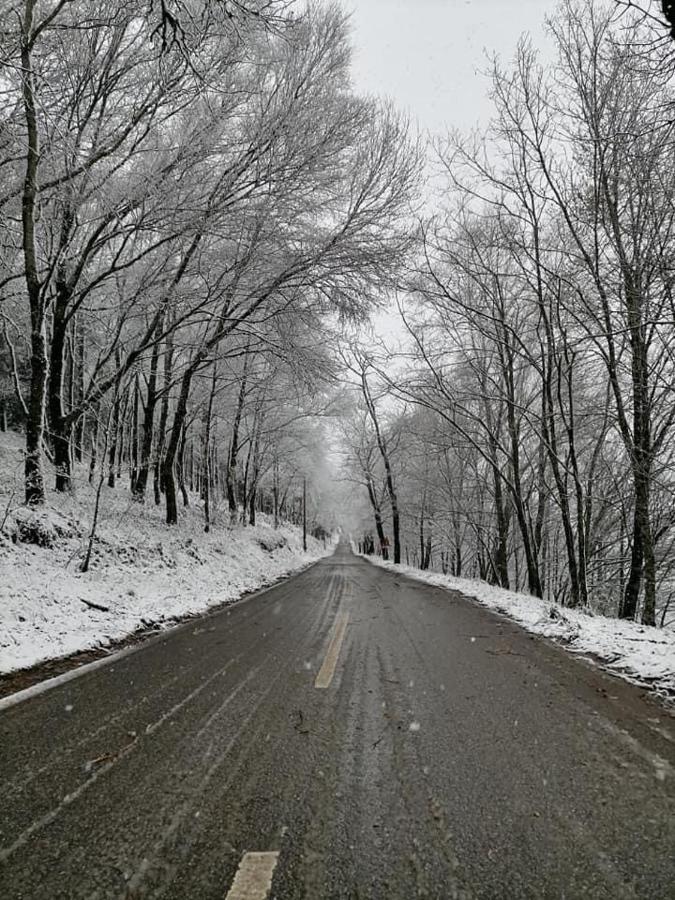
[225,851,280,900]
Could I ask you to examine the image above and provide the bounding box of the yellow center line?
[314,612,349,689]
[225,851,279,900]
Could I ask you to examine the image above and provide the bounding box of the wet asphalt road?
[1,542,674,899]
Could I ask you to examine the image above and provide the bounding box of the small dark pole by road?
[302,476,307,551]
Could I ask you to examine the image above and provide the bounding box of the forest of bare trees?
[2,0,675,629]
[344,1,675,628]
[0,0,419,535]
[2,6,675,897]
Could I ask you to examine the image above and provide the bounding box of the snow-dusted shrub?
[542,605,580,645]
[257,532,288,552]
[11,507,75,548]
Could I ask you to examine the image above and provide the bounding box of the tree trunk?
[73,317,85,462]
[302,476,307,551]
[360,367,400,563]
[107,391,121,488]
[493,467,510,589]
[133,318,163,501]
[129,374,140,494]
[154,324,174,504]
[177,423,189,507]
[273,457,280,528]
[21,1,47,506]
[88,404,100,483]
[227,355,249,523]
[365,475,387,557]
[163,368,193,525]
[203,363,217,532]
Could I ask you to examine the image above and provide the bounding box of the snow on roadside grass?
[0,433,331,675]
[360,554,675,697]
[1,522,328,675]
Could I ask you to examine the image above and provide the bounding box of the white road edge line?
[315,612,349,689]
[225,851,280,900]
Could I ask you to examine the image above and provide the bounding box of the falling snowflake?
[409,721,421,732]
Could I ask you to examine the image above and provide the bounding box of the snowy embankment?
[0,433,331,675]
[360,553,675,697]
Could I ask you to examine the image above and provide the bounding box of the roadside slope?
[0,432,329,675]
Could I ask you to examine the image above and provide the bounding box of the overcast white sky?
[346,0,556,137]
[339,1,559,346]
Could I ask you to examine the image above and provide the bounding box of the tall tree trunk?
[365,475,387,557]
[134,318,163,501]
[129,374,140,494]
[163,368,194,525]
[88,404,100,484]
[49,281,72,492]
[227,353,249,523]
[272,456,280,528]
[21,1,47,505]
[177,423,189,507]
[493,467,510,589]
[360,366,400,563]
[203,363,217,532]
[302,476,307,551]
[154,324,174,504]
[247,426,260,527]
[241,433,254,526]
[107,390,121,488]
[540,355,581,607]
[74,316,85,462]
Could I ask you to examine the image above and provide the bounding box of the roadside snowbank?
[0,434,331,674]
[360,554,675,696]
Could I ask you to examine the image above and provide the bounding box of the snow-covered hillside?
[0,433,331,674]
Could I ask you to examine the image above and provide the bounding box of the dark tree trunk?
[73,317,85,462]
[107,392,121,488]
[365,476,387,557]
[493,468,510,589]
[177,423,189,507]
[133,319,163,501]
[203,363,217,532]
[154,325,174,504]
[129,375,140,494]
[227,356,249,523]
[48,206,76,493]
[115,383,130,482]
[360,367,400,563]
[88,407,100,484]
[302,476,307,551]
[272,457,280,528]
[163,368,193,525]
[22,5,48,506]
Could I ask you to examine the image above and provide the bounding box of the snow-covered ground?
[359,553,675,698]
[0,433,331,675]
